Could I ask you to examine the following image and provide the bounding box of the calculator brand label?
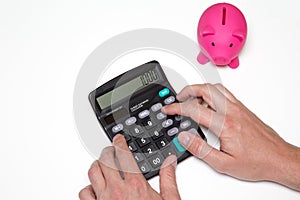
[130,99,149,113]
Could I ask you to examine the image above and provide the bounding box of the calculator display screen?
[97,69,160,109]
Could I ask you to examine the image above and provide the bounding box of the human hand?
[79,134,181,200]
[162,84,300,191]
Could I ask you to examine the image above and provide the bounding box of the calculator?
[89,60,206,180]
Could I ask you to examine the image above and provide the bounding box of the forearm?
[268,142,300,191]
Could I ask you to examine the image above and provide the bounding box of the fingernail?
[161,107,166,113]
[178,132,190,146]
[113,134,123,144]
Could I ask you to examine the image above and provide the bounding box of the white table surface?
[1,0,300,199]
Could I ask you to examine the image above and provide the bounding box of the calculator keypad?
[106,86,204,179]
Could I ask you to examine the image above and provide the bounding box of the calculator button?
[125,117,137,126]
[112,123,123,133]
[158,88,170,98]
[130,125,144,136]
[162,147,177,158]
[172,137,186,153]
[180,120,191,129]
[122,130,131,141]
[128,142,138,152]
[162,119,173,128]
[149,154,163,168]
[142,119,157,129]
[175,115,183,121]
[167,127,179,136]
[142,144,157,157]
[124,134,131,141]
[188,128,199,135]
[139,161,151,174]
[156,112,167,120]
[164,96,175,105]
[156,138,169,149]
[133,153,144,163]
[151,103,162,112]
[138,109,150,119]
[151,130,164,140]
[136,135,151,147]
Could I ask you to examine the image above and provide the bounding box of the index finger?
[113,134,145,180]
[177,84,227,114]
[162,99,213,129]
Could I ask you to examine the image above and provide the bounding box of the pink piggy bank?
[197,3,247,69]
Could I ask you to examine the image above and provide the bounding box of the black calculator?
[89,60,206,180]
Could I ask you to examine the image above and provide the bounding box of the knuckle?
[223,115,241,132]
[190,137,203,157]
[223,116,234,130]
[128,177,145,191]
[103,146,114,152]
[214,160,231,174]
[102,187,123,200]
[100,146,114,157]
[88,164,99,179]
[111,187,124,200]
[214,83,221,88]
[78,188,88,199]
[215,164,227,174]
[214,83,225,89]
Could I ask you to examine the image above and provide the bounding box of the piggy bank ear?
[232,31,246,42]
[201,26,215,37]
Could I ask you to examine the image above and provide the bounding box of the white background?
[1,0,300,199]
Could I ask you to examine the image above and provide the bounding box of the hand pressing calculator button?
[89,60,206,180]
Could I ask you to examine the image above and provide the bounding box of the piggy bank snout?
[213,57,230,66]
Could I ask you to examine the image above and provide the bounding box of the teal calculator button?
[173,137,186,153]
[158,88,170,98]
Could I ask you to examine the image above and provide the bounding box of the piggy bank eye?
[211,42,215,47]
[229,43,233,48]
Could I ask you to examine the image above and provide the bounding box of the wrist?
[266,141,300,191]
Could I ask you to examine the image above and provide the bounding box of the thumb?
[159,155,181,200]
[178,131,230,172]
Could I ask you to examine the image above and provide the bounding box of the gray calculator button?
[175,115,182,121]
[180,120,191,129]
[112,123,123,133]
[162,119,173,128]
[167,127,179,136]
[151,103,162,112]
[131,126,144,135]
[156,112,166,120]
[125,117,137,126]
[139,162,150,173]
[133,153,144,162]
[138,109,150,119]
[164,96,175,105]
[188,128,199,135]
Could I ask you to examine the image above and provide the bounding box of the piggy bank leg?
[228,57,239,69]
[197,52,209,65]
